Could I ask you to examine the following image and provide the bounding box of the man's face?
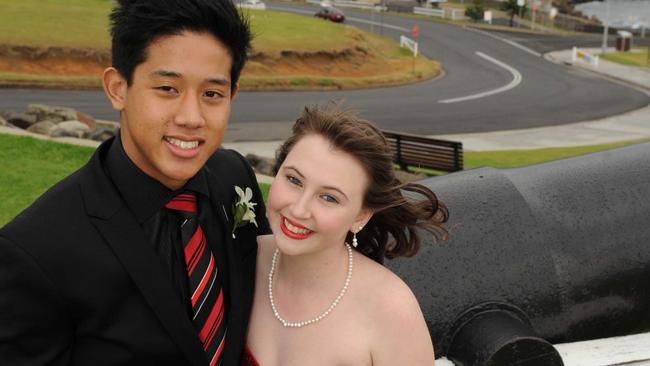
[105,31,237,190]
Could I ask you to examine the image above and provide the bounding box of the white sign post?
[400,35,418,58]
[517,0,525,27]
[484,10,492,24]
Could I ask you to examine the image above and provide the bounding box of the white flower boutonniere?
[232,186,258,238]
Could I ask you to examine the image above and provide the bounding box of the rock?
[88,126,117,142]
[26,120,56,135]
[246,153,276,176]
[75,110,96,129]
[49,120,90,139]
[6,112,37,129]
[95,119,120,130]
[0,115,7,126]
[26,104,78,123]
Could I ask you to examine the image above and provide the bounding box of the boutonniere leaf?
[232,185,258,238]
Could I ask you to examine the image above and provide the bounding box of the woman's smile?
[280,216,314,240]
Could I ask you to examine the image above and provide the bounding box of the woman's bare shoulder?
[353,254,435,364]
[355,255,422,317]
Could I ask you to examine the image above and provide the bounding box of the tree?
[465,0,485,22]
[500,0,527,27]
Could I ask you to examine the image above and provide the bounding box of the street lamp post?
[380,0,385,36]
[601,0,610,54]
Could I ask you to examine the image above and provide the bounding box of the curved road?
[1,4,648,141]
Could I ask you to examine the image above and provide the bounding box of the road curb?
[544,51,650,94]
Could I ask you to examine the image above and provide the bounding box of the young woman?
[244,105,448,366]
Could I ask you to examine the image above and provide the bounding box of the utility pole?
[601,0,610,54]
[380,0,385,36]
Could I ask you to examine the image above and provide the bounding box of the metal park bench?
[382,130,463,174]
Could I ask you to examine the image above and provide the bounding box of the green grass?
[2,133,649,226]
[0,133,95,225]
[239,55,438,91]
[0,3,358,52]
[247,10,359,53]
[0,0,112,48]
[601,48,649,68]
[0,4,440,90]
[464,138,650,169]
[404,138,650,175]
[0,133,271,227]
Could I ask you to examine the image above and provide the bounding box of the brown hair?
[274,104,449,263]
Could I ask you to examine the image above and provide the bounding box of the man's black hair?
[110,0,251,90]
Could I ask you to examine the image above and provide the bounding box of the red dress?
[241,346,261,366]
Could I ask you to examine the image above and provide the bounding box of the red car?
[315,7,345,23]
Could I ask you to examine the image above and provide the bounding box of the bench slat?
[382,129,463,173]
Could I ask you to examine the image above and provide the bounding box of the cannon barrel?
[387,142,650,365]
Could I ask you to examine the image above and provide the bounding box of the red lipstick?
[280,216,313,240]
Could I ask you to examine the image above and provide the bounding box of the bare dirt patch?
[247,47,384,77]
[0,44,438,90]
[0,45,108,76]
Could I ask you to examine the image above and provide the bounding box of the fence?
[413,6,464,21]
[305,0,381,10]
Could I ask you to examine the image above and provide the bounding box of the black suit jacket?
[0,138,269,366]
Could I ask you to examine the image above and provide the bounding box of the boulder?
[26,120,56,135]
[76,110,96,129]
[26,104,78,123]
[88,126,117,142]
[6,112,37,129]
[0,115,7,126]
[50,120,90,139]
[246,153,276,176]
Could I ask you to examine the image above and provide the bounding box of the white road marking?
[438,51,523,104]
[346,17,410,32]
[466,27,542,57]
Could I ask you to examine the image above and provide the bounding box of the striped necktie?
[166,192,227,366]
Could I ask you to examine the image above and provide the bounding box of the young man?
[0,1,269,365]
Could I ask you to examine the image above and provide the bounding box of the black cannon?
[387,142,650,365]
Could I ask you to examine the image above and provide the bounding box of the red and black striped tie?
[166,192,226,366]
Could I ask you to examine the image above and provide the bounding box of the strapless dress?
[241,346,261,366]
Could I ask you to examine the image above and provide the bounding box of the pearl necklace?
[268,243,353,328]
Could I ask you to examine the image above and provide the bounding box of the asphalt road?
[1,4,648,141]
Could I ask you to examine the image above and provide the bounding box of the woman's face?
[267,134,372,257]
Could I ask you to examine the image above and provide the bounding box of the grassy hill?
[0,0,439,90]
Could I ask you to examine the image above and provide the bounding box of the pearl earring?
[352,226,363,248]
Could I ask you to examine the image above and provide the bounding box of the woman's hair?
[274,104,449,263]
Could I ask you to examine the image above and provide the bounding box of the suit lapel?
[205,165,258,365]
[79,141,207,366]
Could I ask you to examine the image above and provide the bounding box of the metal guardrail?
[414,6,444,18]
[413,6,464,20]
[305,0,381,10]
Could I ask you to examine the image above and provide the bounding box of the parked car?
[238,0,266,10]
[315,7,345,23]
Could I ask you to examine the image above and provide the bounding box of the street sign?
[517,0,524,7]
[484,10,492,24]
[411,25,420,39]
[400,35,418,57]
